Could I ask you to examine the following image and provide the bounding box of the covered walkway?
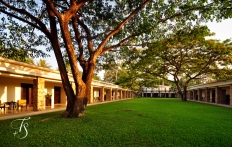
[0,99,131,120]
[0,57,136,119]
[187,80,232,106]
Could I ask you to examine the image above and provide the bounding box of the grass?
[1,98,232,147]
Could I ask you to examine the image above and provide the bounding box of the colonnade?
[90,86,136,103]
[32,77,136,110]
[0,57,137,112]
[141,91,176,98]
[140,87,177,98]
[187,85,232,106]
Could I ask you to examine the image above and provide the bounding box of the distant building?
[139,84,177,98]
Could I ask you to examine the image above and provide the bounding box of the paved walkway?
[0,99,129,121]
[189,99,232,108]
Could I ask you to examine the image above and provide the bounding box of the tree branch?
[102,33,141,54]
[95,0,152,56]
[157,2,214,23]
[0,1,50,36]
[71,17,83,56]
[144,68,174,83]
[76,16,94,53]
[191,56,215,79]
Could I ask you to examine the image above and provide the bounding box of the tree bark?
[61,58,95,118]
[182,85,188,101]
[61,84,87,118]
[175,82,185,101]
[177,85,188,101]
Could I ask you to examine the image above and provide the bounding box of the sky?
[205,19,232,41]
[39,19,232,79]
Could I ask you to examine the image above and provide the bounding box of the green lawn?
[1,98,232,147]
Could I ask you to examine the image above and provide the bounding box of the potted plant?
[45,93,52,99]
[45,93,52,106]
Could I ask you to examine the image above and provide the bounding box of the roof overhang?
[188,80,232,90]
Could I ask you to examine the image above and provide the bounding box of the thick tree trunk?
[47,12,82,118]
[182,86,188,101]
[177,86,188,101]
[55,16,90,118]
[81,61,95,103]
[174,79,188,101]
[61,61,95,118]
[175,81,184,101]
[61,84,88,118]
[178,91,184,101]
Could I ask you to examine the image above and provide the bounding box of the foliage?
[0,45,26,62]
[0,40,42,63]
[24,57,35,65]
[102,47,173,91]
[133,26,232,101]
[92,74,101,80]
[0,22,48,60]
[103,63,162,91]
[36,59,52,69]
[104,69,119,83]
[45,92,52,99]
[115,69,162,91]
[1,98,232,146]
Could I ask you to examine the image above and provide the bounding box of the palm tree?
[36,59,52,69]
[24,57,35,65]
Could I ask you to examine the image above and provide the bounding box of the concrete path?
[189,99,232,108]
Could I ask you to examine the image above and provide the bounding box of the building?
[0,57,135,111]
[187,80,232,106]
[139,84,177,98]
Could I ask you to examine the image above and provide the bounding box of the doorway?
[21,83,33,106]
[212,90,215,103]
[54,87,61,104]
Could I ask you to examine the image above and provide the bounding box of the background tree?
[24,57,35,65]
[36,59,52,69]
[0,40,45,63]
[135,26,232,101]
[104,69,118,83]
[92,73,101,81]
[0,0,228,117]
[0,21,48,61]
[103,52,165,92]
[115,70,162,92]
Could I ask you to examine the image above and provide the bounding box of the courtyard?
[0,98,232,146]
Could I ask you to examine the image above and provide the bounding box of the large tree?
[0,0,227,117]
[135,26,232,101]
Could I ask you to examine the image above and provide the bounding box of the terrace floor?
[0,104,66,120]
[189,100,232,108]
[0,99,127,120]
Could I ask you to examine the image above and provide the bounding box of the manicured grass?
[1,98,232,147]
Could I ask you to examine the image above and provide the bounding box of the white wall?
[0,76,67,105]
[0,76,33,102]
[45,82,66,105]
